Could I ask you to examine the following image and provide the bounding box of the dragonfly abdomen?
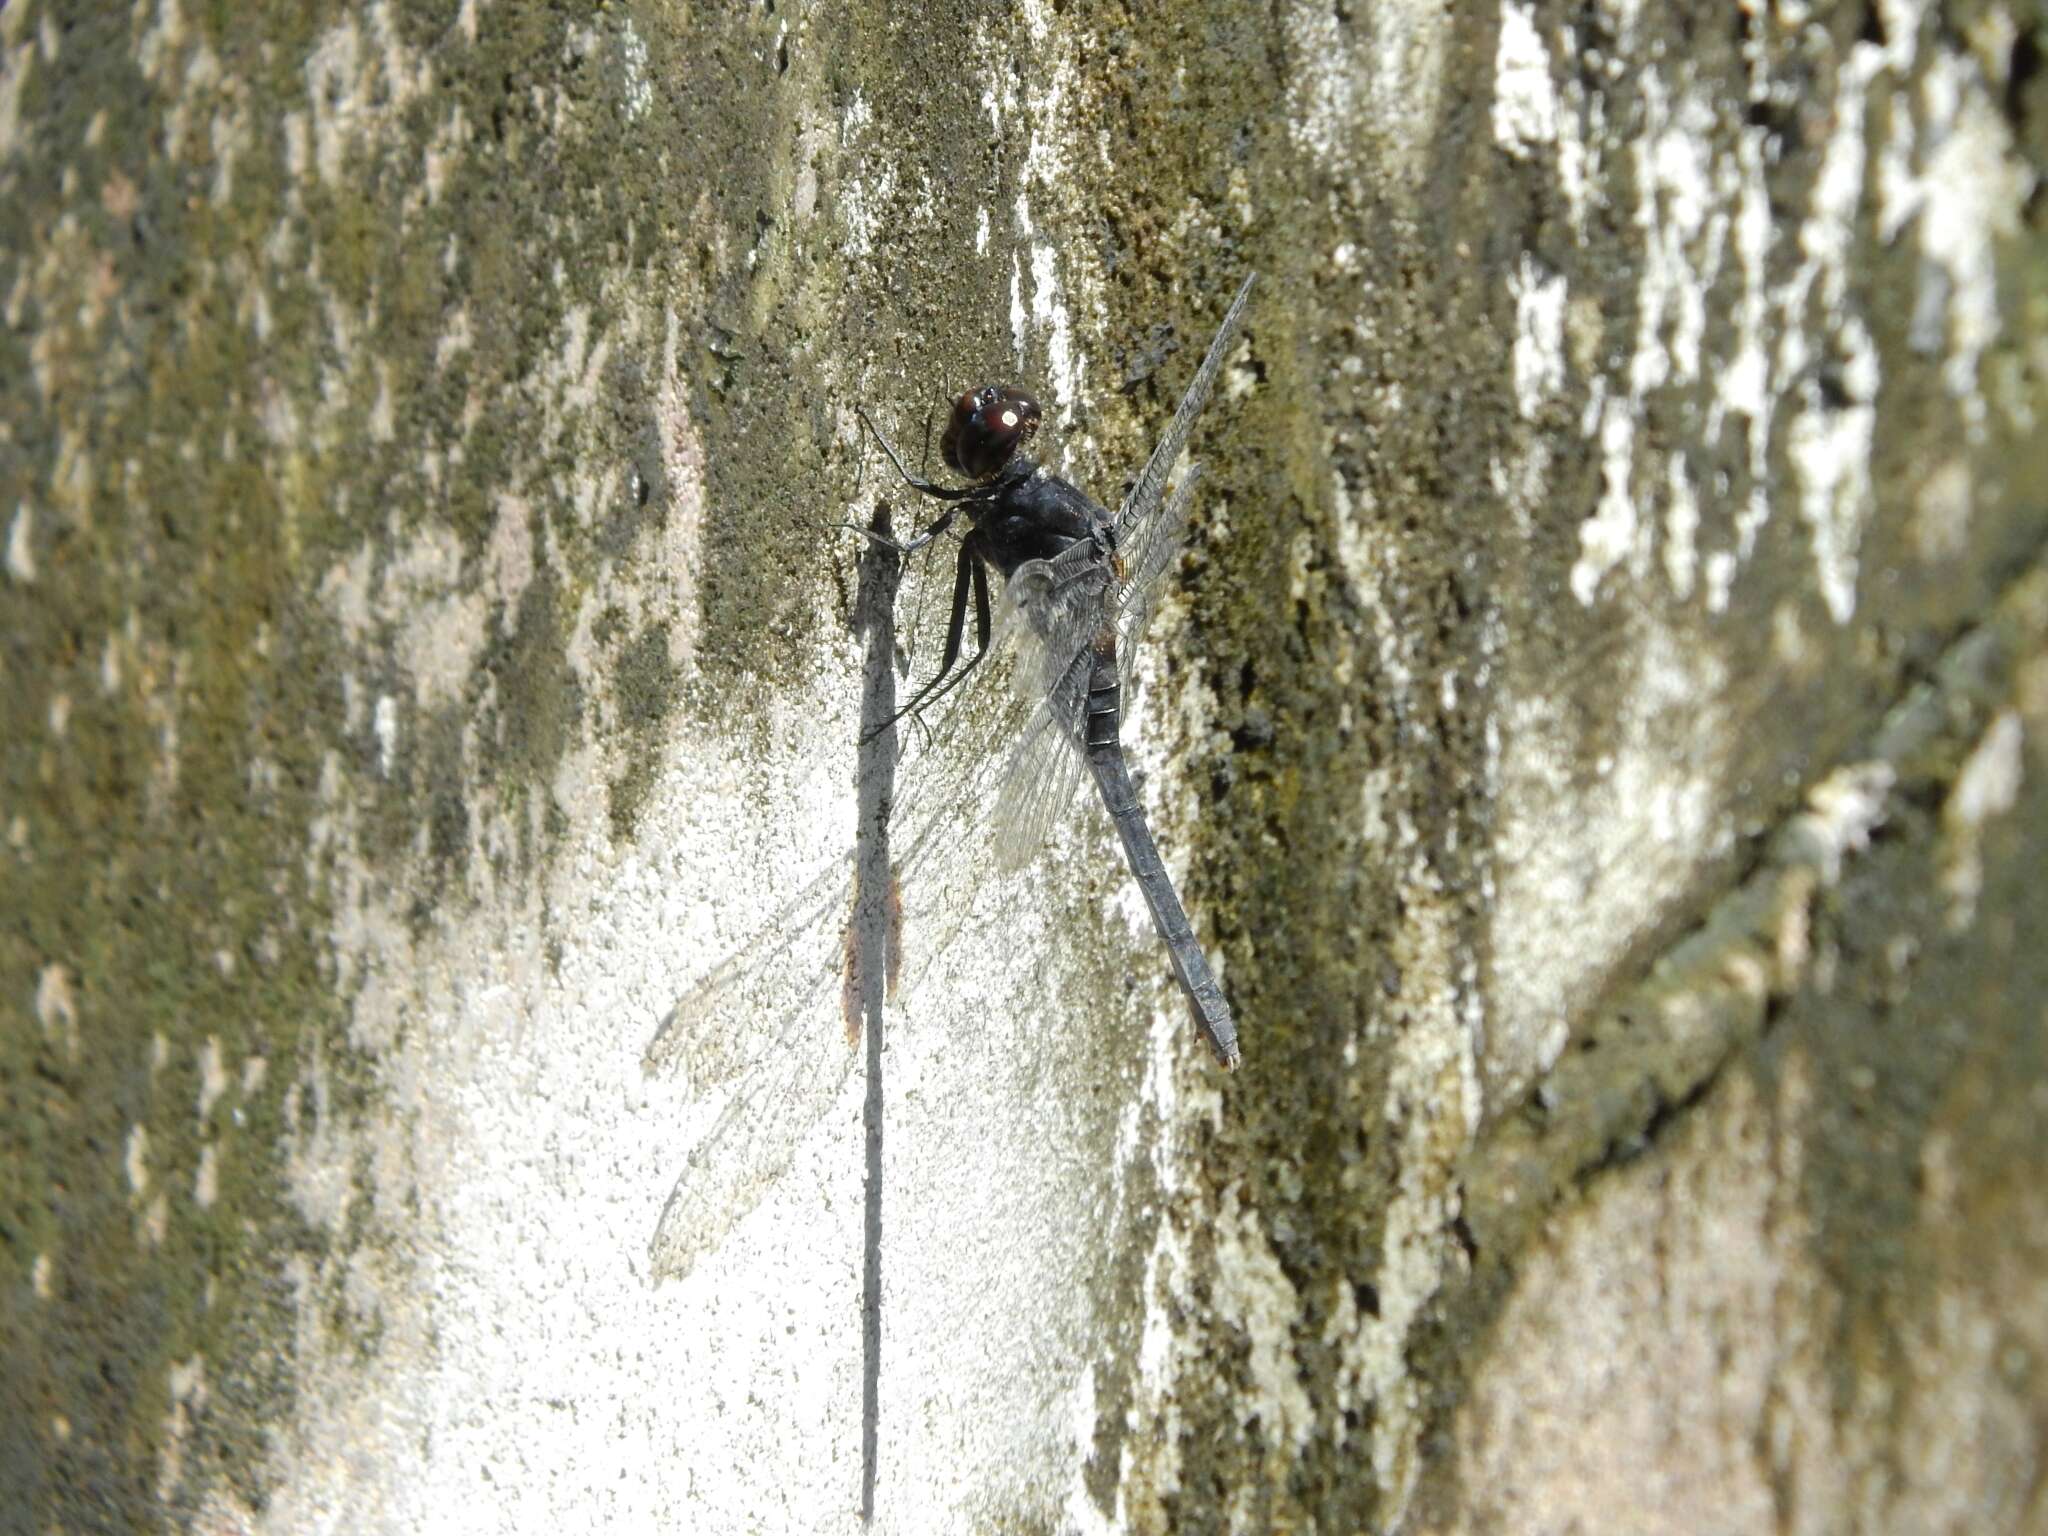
[1082,630,1122,755]
[1081,646,1242,1070]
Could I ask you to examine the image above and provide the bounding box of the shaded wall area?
[1,0,2042,1531]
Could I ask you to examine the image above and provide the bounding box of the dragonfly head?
[941,385,1041,480]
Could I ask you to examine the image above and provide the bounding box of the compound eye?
[941,384,1042,479]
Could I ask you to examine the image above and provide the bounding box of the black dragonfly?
[643,272,1253,1280]
[852,273,1255,1071]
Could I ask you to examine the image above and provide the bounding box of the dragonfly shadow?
[850,504,898,1527]
[642,508,907,1289]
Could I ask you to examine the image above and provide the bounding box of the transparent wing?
[648,977,859,1281]
[1117,466,1201,693]
[982,545,1112,865]
[1114,272,1254,545]
[643,851,856,1093]
[982,462,1209,867]
[987,679,1089,872]
[1001,542,1118,706]
[646,795,1003,1280]
[646,548,1056,1279]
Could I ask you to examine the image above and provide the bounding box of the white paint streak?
[1572,395,1639,605]
[1663,453,1699,599]
[1493,2,1558,156]
[618,21,652,121]
[372,694,398,777]
[1028,243,1077,421]
[1895,55,2033,435]
[1509,255,1566,420]
[126,1124,150,1196]
[1009,252,1028,372]
[1786,317,1878,624]
[1708,127,1774,609]
[1569,67,1726,607]
[198,1037,230,1120]
[1941,710,2024,925]
[1286,0,1447,183]
[1773,50,1883,622]
[5,502,33,581]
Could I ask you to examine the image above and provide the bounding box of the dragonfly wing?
[648,1017,858,1282]
[978,550,1113,868]
[1114,272,1254,546]
[645,852,856,1093]
[988,695,1089,870]
[644,679,1017,1281]
[981,466,1209,866]
[985,468,1211,869]
[1116,465,1202,694]
[992,549,1115,719]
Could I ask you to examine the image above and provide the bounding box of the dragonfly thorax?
[971,459,1114,579]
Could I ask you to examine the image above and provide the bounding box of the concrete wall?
[1,0,2041,1531]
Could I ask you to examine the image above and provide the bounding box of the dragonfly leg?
[894,552,993,723]
[859,539,994,744]
[840,505,958,555]
[857,408,982,504]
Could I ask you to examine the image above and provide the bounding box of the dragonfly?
[644,272,1254,1280]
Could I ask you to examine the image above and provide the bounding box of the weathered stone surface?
[1,0,2039,1533]
[1432,568,2048,1535]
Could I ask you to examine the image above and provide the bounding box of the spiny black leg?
[841,503,958,555]
[895,552,994,725]
[873,547,995,736]
[857,408,980,503]
[860,540,997,743]
[861,540,975,744]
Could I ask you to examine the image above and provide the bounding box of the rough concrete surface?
[1,1,2042,1533]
